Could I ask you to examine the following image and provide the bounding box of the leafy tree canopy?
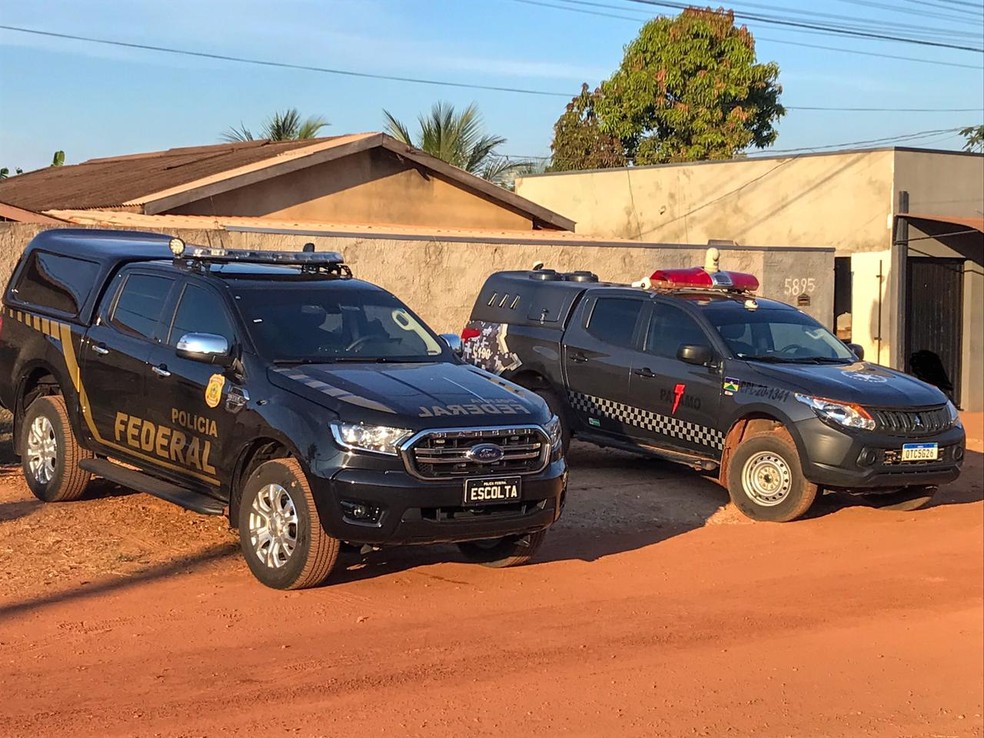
[548,84,627,172]
[222,108,329,142]
[384,101,530,186]
[960,125,984,153]
[550,7,784,169]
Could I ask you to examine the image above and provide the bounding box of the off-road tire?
[21,395,92,502]
[457,529,547,568]
[727,429,818,522]
[238,458,340,590]
[533,388,571,455]
[861,485,937,511]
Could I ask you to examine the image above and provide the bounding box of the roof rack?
[170,239,352,277]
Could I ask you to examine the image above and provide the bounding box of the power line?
[0,24,572,98]
[2,23,980,112]
[509,0,984,69]
[621,0,984,52]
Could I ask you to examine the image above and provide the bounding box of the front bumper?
[309,459,567,546]
[795,416,965,490]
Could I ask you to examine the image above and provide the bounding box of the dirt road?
[0,416,981,737]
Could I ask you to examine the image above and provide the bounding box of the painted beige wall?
[169,149,535,231]
[0,224,832,335]
[893,150,984,217]
[516,150,896,253]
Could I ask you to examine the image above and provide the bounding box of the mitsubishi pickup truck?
[461,255,964,522]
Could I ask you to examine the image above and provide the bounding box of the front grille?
[870,406,950,436]
[404,426,549,480]
[420,499,548,521]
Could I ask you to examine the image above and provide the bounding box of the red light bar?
[650,267,759,293]
[461,326,481,341]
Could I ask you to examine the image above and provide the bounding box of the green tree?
[221,108,329,142]
[960,125,984,153]
[590,7,784,165]
[383,101,530,185]
[548,84,628,172]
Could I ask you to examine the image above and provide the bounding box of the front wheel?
[457,530,547,568]
[21,395,92,502]
[726,430,817,522]
[238,458,340,589]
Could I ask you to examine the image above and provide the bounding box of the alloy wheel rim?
[248,483,299,569]
[26,415,57,485]
[741,451,792,507]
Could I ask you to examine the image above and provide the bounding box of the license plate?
[464,476,522,505]
[901,443,939,462]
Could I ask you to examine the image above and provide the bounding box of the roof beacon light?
[169,237,186,257]
[649,266,759,293]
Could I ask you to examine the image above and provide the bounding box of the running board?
[79,458,226,515]
[576,431,719,472]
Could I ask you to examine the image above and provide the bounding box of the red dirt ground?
[0,413,981,737]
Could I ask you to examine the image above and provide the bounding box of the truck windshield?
[233,284,447,362]
[707,308,855,363]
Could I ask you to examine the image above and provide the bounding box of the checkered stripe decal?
[570,391,725,451]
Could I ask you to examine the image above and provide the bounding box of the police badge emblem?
[205,373,226,409]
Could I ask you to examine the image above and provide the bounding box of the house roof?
[0,133,575,231]
[0,201,66,224]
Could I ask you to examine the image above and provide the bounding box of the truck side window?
[586,297,643,348]
[110,274,173,340]
[168,284,235,345]
[646,304,709,359]
[12,251,100,317]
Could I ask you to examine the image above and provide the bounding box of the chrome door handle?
[151,364,171,377]
[91,344,109,355]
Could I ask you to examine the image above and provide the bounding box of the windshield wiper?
[272,357,332,365]
[738,354,851,365]
[737,354,795,363]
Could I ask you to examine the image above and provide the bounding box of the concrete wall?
[0,224,832,336]
[169,148,535,231]
[893,150,984,217]
[516,150,896,254]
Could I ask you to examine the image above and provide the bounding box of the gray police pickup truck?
[461,257,964,523]
[0,229,566,589]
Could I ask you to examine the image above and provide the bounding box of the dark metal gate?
[905,257,964,406]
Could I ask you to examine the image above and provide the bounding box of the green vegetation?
[222,108,329,142]
[549,7,784,170]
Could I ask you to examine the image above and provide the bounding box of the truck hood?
[738,360,948,407]
[268,361,550,429]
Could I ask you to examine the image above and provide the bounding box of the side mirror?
[847,343,865,361]
[176,332,232,366]
[440,333,463,357]
[677,344,715,367]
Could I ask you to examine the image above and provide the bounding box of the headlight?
[794,393,875,431]
[946,400,963,429]
[331,422,412,456]
[544,415,563,449]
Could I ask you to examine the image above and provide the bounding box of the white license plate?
[901,443,938,462]
[464,476,522,505]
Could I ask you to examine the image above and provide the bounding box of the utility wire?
[0,24,572,98]
[510,0,984,69]
[621,0,984,52]
[5,23,981,106]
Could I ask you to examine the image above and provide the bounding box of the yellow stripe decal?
[55,322,219,486]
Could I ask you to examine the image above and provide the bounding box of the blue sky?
[0,0,982,172]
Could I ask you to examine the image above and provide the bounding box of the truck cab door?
[144,281,243,490]
[625,301,725,458]
[562,293,647,438]
[79,270,177,461]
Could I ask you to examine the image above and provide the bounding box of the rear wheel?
[727,430,817,522]
[457,530,547,568]
[238,458,340,589]
[21,395,92,502]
